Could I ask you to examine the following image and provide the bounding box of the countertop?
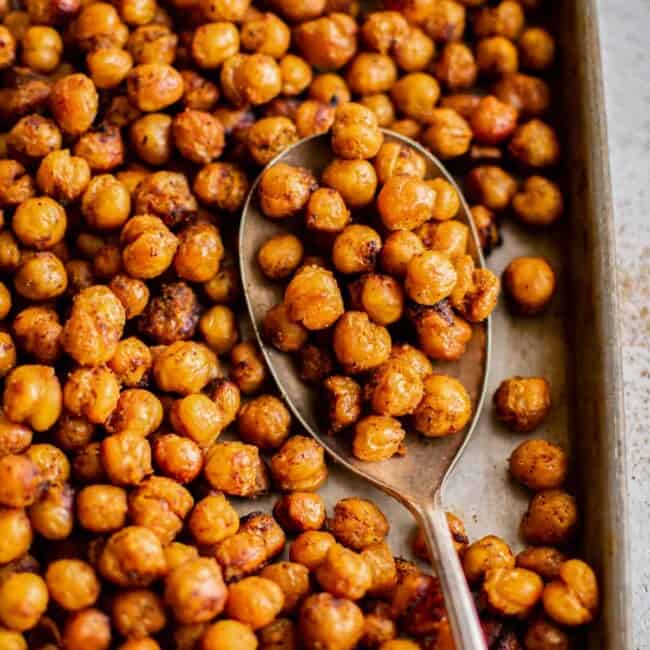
[597,1,650,648]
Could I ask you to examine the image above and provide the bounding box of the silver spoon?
[239,130,490,650]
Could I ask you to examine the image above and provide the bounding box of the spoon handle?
[418,501,487,650]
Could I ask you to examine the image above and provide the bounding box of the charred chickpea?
[76,484,127,533]
[294,13,357,72]
[297,343,334,384]
[322,158,377,208]
[463,535,515,584]
[330,498,389,550]
[230,341,267,394]
[36,149,90,202]
[202,620,258,650]
[270,435,327,492]
[87,47,133,89]
[258,162,317,219]
[204,441,269,497]
[323,375,362,434]
[521,489,579,546]
[468,165,517,211]
[353,415,405,462]
[188,492,238,547]
[0,572,48,631]
[476,36,519,77]
[333,311,391,374]
[332,224,381,274]
[414,374,472,437]
[127,64,184,112]
[509,119,561,167]
[130,114,172,166]
[310,72,351,104]
[493,72,551,117]
[8,115,62,161]
[483,567,544,617]
[519,27,555,71]
[516,546,567,581]
[299,592,364,650]
[434,42,477,90]
[503,257,556,315]
[543,559,598,626]
[21,26,62,72]
[133,171,197,226]
[421,108,473,159]
[194,162,250,212]
[524,619,572,650]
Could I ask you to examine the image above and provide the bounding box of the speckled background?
[597,1,649,648]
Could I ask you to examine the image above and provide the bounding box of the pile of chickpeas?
[0,0,597,646]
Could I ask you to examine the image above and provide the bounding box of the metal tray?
[235,1,630,646]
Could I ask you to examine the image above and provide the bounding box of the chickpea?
[258,162,317,219]
[374,142,426,184]
[331,103,382,160]
[288,530,333,570]
[328,499,388,552]
[434,42,477,90]
[493,72,551,117]
[0,232,21,273]
[106,337,149,387]
[162,542,198,572]
[186,492,237,547]
[410,302,471,361]
[299,592,364,650]
[476,36,519,77]
[516,546,567,581]
[322,158,377,208]
[72,442,107,484]
[7,115,62,162]
[424,0,465,43]
[504,256,556,315]
[462,535,515,584]
[333,310,390,373]
[510,119,561,168]
[86,47,133,89]
[519,26,555,70]
[0,24,15,66]
[172,109,225,165]
[364,360,421,418]
[421,108,473,159]
[211,378,241,428]
[270,435,327,492]
[439,92,481,119]
[230,341,267,394]
[0,628,26,650]
[76,484,126,533]
[237,394,290,450]
[363,602,396,647]
[198,0,249,20]
[241,12,289,58]
[273,491,326,533]
[20,26,62,72]
[195,305,237,356]
[378,231,423,278]
[543,559,598,626]
[310,72,351,104]
[0,332,15,378]
[127,64,184,112]
[469,95,518,146]
[194,162,249,213]
[521,489,578,546]
[295,100,336,137]
[351,415,404,462]
[36,149,90,202]
[62,609,111,650]
[0,161,34,207]
[377,175,435,231]
[128,25,177,65]
[135,171,197,227]
[331,225,381,274]
[226,577,284,629]
[389,73,438,124]
[0,411,32,457]
[14,251,67,300]
[24,444,68,487]
[345,53,396,96]
[203,620,258,650]
[62,366,118,426]
[180,69,219,110]
[151,433,202,484]
[129,114,172,166]
[467,165,517,212]
[168,394,221,448]
[204,441,269,497]
[314,543,371,600]
[74,124,125,173]
[414,374,471,437]
[511,175,564,228]
[483,567,544,617]
[45,559,99,612]
[509,439,568,491]
[294,14,357,72]
[102,430,152,485]
[153,341,217,396]
[174,224,224,286]
[256,236,303,284]
[214,529,267,582]
[323,375,362,434]
[229,53,283,106]
[74,2,127,50]
[474,1,524,39]
[348,274,403,326]
[524,619,571,650]
[112,588,166,638]
[49,74,98,137]
[0,507,31,564]
[0,572,48,631]
[356,95,393,128]
[247,116,297,166]
[105,279,147,324]
[81,175,131,232]
[403,250,456,306]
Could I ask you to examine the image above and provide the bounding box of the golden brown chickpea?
[279,54,312,96]
[439,92,481,119]
[331,225,381,274]
[0,411,31,458]
[395,25,435,71]
[74,2,127,50]
[104,96,143,129]
[404,250,456,306]
[261,303,307,353]
[213,529,267,582]
[86,47,133,89]
[463,535,515,584]
[25,443,68,485]
[258,162,317,219]
[112,588,166,639]
[202,619,258,650]
[503,257,556,315]
[512,175,563,226]
[322,158,377,208]
[333,311,391,374]
[230,341,267,394]
[102,431,153,486]
[365,358,423,416]
[390,74,438,124]
[270,435,327,492]
[62,366,119,426]
[414,374,471,437]
[332,102,382,159]
[330,498,389,551]
[509,119,560,167]
[7,115,62,161]
[173,109,225,165]
[467,165,517,211]
[197,304,238,355]
[492,72,551,117]
[0,572,48,631]
[152,433,202,484]
[241,12,289,58]
[91,242,122,280]
[476,36,519,77]
[294,100,335,138]
[61,285,125,365]
[349,273,403,326]
[3,365,61,432]
[358,94,393,127]
[117,0,156,24]
[81,175,131,231]
[510,439,568,491]
[315,543,372,600]
[360,11,408,54]
[107,276,148,322]
[470,95,519,145]
[273,492,326,533]
[226,577,284,630]
[0,161,34,208]
[377,176,435,231]
[76,484,127,533]
[373,141,426,184]
[524,618,571,650]
[450,258,499,322]
[345,53,396,96]
[434,42,477,90]
[521,490,578,546]
[421,108,473,159]
[248,116,297,167]
[0,24,15,67]
[74,124,125,173]
[198,0,249,20]
[21,26,62,72]
[0,507,31,564]
[187,492,238,547]
[0,628,26,650]
[45,559,99,612]
[411,302,472,361]
[128,475,193,544]
[127,64,184,112]
[299,592,364,650]
[230,53,283,106]
[295,13,357,72]
[99,525,166,587]
[0,232,21,273]
[175,223,224,284]
[180,69,219,110]
[72,442,107,484]
[128,25,177,65]
[516,546,567,581]
[205,441,269,497]
[363,602,396,647]
[303,189,349,236]
[519,27,555,71]
[310,72,351,104]
[283,265,344,331]
[107,337,150,387]
[152,340,217,394]
[169,394,222,448]
[474,1,524,39]
[289,530,335,569]
[62,608,111,650]
[352,415,405,462]
[323,375,362,434]
[424,0,465,43]
[0,332,15,377]
[194,162,250,212]
[129,114,172,166]
[49,74,98,137]
[36,149,90,202]
[378,231,424,278]
[543,559,598,626]
[483,567,544,617]
[384,0,435,22]
[164,541,199,571]
[238,394,291,450]
[296,342,334,385]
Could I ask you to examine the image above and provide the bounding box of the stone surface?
[598,1,650,648]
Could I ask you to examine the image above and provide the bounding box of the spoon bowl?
[240,130,491,649]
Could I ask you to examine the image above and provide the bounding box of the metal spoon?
[239,130,490,650]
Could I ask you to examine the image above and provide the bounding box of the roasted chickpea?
[127,25,177,65]
[0,628,26,650]
[524,618,571,650]
[331,225,381,274]
[179,69,219,111]
[174,223,224,284]
[112,588,166,639]
[0,232,21,273]
[519,26,555,71]
[493,72,551,117]
[462,535,515,584]
[483,567,544,618]
[20,25,61,72]
[76,484,127,533]
[258,234,304,281]
[377,231,423,278]
[516,546,567,581]
[0,161,33,208]
[127,63,184,112]
[153,341,217,395]
[204,441,269,496]
[434,42,477,90]
[237,394,291,450]
[202,620,258,650]
[186,492,238,547]
[106,337,150,387]
[172,109,225,165]
[107,276,149,321]
[48,74,98,137]
[81,175,131,231]
[8,115,62,162]
[521,489,578,546]
[241,11,289,58]
[24,443,68,486]
[403,250,456,306]
[424,0,465,43]
[411,302,472,361]
[129,114,172,166]
[439,92,481,118]
[201,269,239,308]
[270,435,327,492]
[476,36,519,77]
[333,310,390,373]
[511,175,563,226]
[322,375,361,434]
[62,366,118,426]
[151,433,201,484]
[0,411,32,457]
[331,102,382,159]
[421,108,472,159]
[189,22,238,70]
[543,559,598,626]
[330,498,388,550]
[363,602,396,647]
[213,529,267,582]
[259,303,305,354]
[366,358,423,416]
[509,119,560,167]
[226,576,285,630]
[74,2,127,50]
[310,72,351,104]
[413,374,471,437]
[61,608,111,650]
[314,543,372,600]
[247,116,297,166]
[86,47,133,89]
[389,73,438,124]
[0,24,15,66]
[231,53,283,105]
[0,332,15,377]
[138,283,199,346]
[356,95,393,129]
[230,341,267,394]
[0,572,48,631]
[345,53,396,96]
[168,394,221,448]
[474,0,524,39]
[196,305,237,355]
[136,172,197,222]
[322,158,377,208]
[295,99,336,137]
[467,165,517,211]
[293,343,332,385]
[295,14,357,72]
[45,559,99,612]
[509,439,568,491]
[74,124,125,173]
[258,162,317,219]
[72,442,107,484]
[299,592,364,650]
[288,530,334,570]
[349,273,403,326]
[503,256,556,315]
[193,163,249,214]
[35,150,89,203]
[377,175,435,231]
[352,415,404,462]
[14,198,65,256]
[470,95,518,145]
[101,431,152,486]
[273,492,326,533]
[0,507,31,564]
[374,141,426,184]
